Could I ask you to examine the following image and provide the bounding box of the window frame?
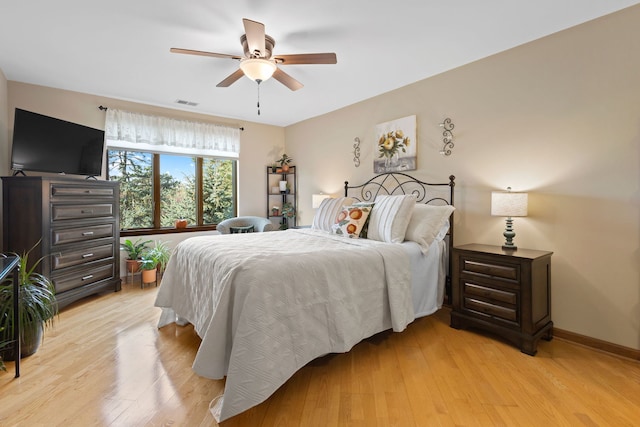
[107,150,237,237]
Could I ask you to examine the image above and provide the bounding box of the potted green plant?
[120,238,151,273]
[139,250,159,285]
[282,202,296,219]
[279,203,296,230]
[139,240,173,285]
[278,154,293,172]
[0,242,58,361]
[150,240,172,277]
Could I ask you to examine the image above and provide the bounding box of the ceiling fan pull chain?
[256,79,262,115]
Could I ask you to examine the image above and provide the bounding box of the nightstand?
[450,244,553,355]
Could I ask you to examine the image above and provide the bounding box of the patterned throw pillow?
[312,197,353,232]
[332,205,372,238]
[230,225,254,233]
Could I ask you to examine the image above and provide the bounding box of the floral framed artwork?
[374,115,417,173]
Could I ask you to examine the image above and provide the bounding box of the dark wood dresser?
[450,243,553,355]
[2,176,121,309]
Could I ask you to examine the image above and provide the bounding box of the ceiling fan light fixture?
[240,58,277,82]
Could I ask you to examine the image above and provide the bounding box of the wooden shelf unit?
[266,166,297,229]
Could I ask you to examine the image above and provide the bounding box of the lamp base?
[502,217,517,251]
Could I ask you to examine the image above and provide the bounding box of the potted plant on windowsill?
[0,242,58,361]
[120,238,152,273]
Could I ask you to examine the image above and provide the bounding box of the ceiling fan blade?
[216,69,245,87]
[243,18,266,57]
[272,68,303,91]
[274,53,337,65]
[170,48,242,60]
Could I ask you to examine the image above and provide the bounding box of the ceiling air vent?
[175,99,199,107]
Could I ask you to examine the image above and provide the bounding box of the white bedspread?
[155,228,415,421]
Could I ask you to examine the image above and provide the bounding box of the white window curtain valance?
[105,109,240,158]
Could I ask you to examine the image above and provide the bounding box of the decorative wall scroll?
[352,137,361,167]
[439,118,455,156]
[374,115,417,173]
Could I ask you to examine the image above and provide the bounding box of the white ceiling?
[1,1,638,127]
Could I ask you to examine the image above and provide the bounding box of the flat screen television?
[11,108,105,177]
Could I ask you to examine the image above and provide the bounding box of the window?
[107,149,236,231]
[103,108,241,234]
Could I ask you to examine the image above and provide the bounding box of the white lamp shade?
[312,193,332,209]
[239,58,277,82]
[491,191,528,217]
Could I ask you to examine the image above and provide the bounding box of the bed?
[154,173,455,422]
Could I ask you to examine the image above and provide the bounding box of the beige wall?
[286,6,640,349]
[6,82,285,216]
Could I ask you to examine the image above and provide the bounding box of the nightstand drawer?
[464,297,517,322]
[462,258,518,281]
[464,282,517,305]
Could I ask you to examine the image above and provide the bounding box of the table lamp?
[312,193,331,209]
[491,187,528,250]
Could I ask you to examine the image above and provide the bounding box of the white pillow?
[312,197,353,232]
[367,194,417,243]
[404,204,455,252]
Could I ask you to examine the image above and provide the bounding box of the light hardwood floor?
[1,281,639,426]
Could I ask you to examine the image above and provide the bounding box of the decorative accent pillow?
[312,197,353,232]
[404,204,456,252]
[367,194,417,243]
[230,225,254,233]
[333,205,372,238]
[351,201,375,238]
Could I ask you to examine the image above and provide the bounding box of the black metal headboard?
[344,173,456,304]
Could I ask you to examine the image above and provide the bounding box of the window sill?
[120,225,218,237]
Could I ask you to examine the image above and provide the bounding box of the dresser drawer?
[52,203,114,221]
[464,297,517,322]
[461,257,519,281]
[51,243,114,270]
[52,224,114,246]
[51,184,115,198]
[52,263,114,293]
[464,282,517,305]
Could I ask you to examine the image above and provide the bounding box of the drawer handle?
[82,253,94,258]
[81,210,94,214]
[81,275,94,281]
[82,231,95,236]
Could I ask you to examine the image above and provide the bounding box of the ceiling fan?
[170,18,337,91]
